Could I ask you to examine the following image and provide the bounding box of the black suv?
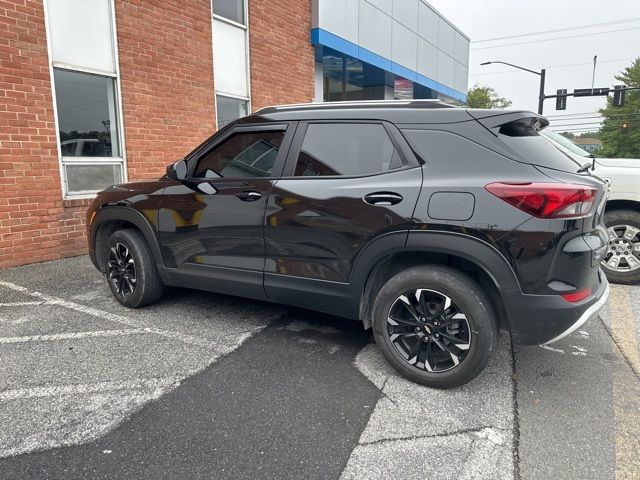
[87,101,610,388]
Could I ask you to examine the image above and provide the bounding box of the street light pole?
[480,61,546,115]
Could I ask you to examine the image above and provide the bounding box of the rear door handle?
[236,191,262,202]
[363,192,403,206]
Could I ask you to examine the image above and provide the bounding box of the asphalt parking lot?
[0,256,639,480]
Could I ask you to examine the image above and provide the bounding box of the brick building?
[0,0,468,269]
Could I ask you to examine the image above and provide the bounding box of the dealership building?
[0,0,468,268]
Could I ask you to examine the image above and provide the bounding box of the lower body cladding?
[504,270,610,345]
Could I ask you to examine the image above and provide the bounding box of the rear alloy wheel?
[387,289,471,372]
[602,210,640,285]
[372,265,497,389]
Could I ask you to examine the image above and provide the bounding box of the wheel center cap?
[423,325,432,334]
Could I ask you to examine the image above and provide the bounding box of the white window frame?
[43,0,127,200]
[212,0,252,129]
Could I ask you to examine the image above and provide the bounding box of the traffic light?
[556,89,567,110]
[613,85,626,107]
[620,122,629,134]
[574,88,609,96]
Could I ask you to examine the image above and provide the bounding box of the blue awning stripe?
[310,28,466,102]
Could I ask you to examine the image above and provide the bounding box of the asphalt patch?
[0,310,380,480]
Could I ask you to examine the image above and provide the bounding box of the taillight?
[485,182,597,219]
[561,288,591,303]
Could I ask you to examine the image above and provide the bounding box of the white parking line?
[0,328,151,344]
[0,302,46,307]
[0,377,180,401]
[0,280,216,348]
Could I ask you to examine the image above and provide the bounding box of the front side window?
[194,131,285,179]
[294,123,402,177]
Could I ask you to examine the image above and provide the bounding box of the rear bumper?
[505,270,610,345]
[542,278,609,344]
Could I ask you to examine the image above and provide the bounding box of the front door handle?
[363,192,403,206]
[236,191,262,202]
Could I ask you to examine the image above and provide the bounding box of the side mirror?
[166,159,187,181]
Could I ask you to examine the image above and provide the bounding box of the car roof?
[238,100,476,124]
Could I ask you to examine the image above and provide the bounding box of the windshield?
[540,129,592,158]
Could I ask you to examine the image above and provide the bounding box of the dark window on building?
[194,131,285,178]
[321,49,365,102]
[212,0,244,24]
[54,69,120,158]
[322,51,344,102]
[294,123,402,177]
[321,47,392,102]
[216,95,248,128]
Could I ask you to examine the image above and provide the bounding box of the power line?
[472,18,640,43]
[549,127,602,132]
[546,111,640,117]
[550,121,604,127]
[547,113,640,121]
[544,110,640,118]
[471,26,640,50]
[546,111,602,118]
[545,115,604,118]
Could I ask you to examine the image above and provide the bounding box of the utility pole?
[591,55,597,94]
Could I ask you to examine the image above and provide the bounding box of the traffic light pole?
[538,69,546,115]
[481,61,640,114]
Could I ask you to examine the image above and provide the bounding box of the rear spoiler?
[466,110,549,137]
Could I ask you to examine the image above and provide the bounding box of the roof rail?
[255,99,455,114]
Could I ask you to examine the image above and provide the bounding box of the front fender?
[90,206,167,281]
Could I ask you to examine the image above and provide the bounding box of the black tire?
[105,229,164,307]
[602,209,640,285]
[371,265,497,389]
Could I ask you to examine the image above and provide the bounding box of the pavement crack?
[597,314,640,380]
[358,426,507,447]
[377,376,399,407]
[510,334,522,480]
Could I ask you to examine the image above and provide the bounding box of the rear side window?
[293,123,403,177]
[498,123,580,172]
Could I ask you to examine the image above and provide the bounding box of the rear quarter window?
[498,124,580,173]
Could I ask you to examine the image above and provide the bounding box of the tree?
[465,84,512,109]
[559,132,576,140]
[598,58,640,158]
[577,131,600,140]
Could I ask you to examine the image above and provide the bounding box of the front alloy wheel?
[387,289,471,373]
[108,242,137,298]
[604,224,640,273]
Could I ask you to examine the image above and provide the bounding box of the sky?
[428,0,640,134]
